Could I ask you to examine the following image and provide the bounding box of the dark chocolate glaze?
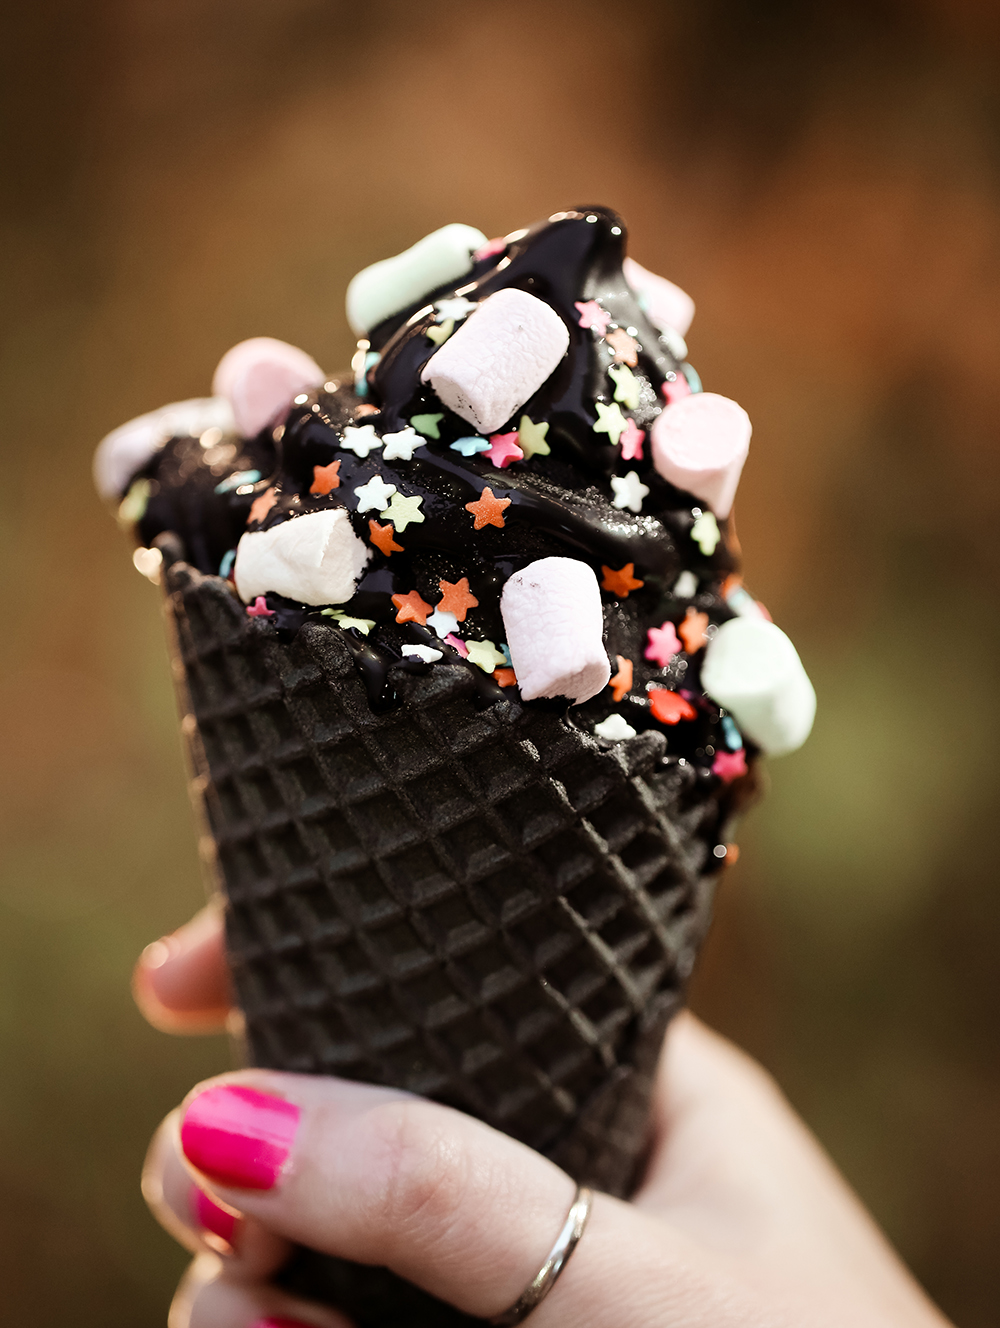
[118,207,756,780]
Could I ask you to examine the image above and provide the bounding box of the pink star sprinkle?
[644,621,682,668]
[713,748,748,782]
[473,236,508,262]
[246,596,275,618]
[575,300,612,335]
[662,373,692,405]
[444,633,469,657]
[484,431,524,469]
[619,417,645,461]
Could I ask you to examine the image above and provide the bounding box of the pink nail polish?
[190,1184,238,1245]
[180,1084,300,1189]
[251,1319,313,1327]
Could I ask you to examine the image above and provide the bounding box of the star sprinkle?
[466,639,507,672]
[601,563,644,597]
[605,328,639,366]
[484,431,524,469]
[381,427,422,461]
[575,299,612,335]
[451,436,490,456]
[609,364,640,410]
[368,519,403,556]
[435,296,477,322]
[713,748,748,782]
[593,401,627,445]
[402,644,444,663]
[691,510,721,555]
[618,418,645,461]
[118,478,151,526]
[219,549,236,579]
[673,570,698,598]
[648,688,698,725]
[392,590,435,625]
[611,470,649,512]
[595,714,637,741]
[437,577,479,622]
[445,633,469,656]
[215,469,262,494]
[662,372,692,406]
[721,715,743,751]
[427,608,460,638]
[380,492,425,531]
[645,622,682,668]
[310,460,342,495]
[320,609,375,634]
[426,318,455,346]
[517,415,550,459]
[411,413,444,439]
[609,655,633,702]
[679,607,710,653]
[493,666,517,687]
[341,424,383,457]
[246,596,275,618]
[465,486,510,529]
[248,487,277,525]
[473,236,507,261]
[354,474,397,513]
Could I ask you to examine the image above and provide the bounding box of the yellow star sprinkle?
[517,415,550,459]
[465,639,507,672]
[593,401,627,446]
[380,492,425,531]
[608,364,640,410]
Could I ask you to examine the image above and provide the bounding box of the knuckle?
[366,1100,472,1248]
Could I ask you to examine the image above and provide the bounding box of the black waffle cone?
[160,537,750,1326]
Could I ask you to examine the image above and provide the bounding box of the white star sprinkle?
[426,608,460,638]
[611,470,649,513]
[673,570,698,598]
[595,714,637,741]
[354,474,397,513]
[381,427,422,462]
[401,645,444,663]
[435,296,477,322]
[341,424,383,457]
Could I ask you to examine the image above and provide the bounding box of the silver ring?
[489,1184,593,1326]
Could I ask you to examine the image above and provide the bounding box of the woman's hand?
[137,907,951,1328]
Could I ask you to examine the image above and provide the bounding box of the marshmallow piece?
[346,223,488,335]
[93,396,235,501]
[701,617,816,757]
[500,557,610,705]
[623,257,695,337]
[422,288,569,435]
[650,393,751,519]
[212,338,324,439]
[234,509,370,607]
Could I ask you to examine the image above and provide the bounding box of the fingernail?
[181,1084,300,1189]
[190,1183,239,1247]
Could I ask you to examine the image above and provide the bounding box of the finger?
[134,902,233,1034]
[169,1070,754,1327]
[169,1253,351,1328]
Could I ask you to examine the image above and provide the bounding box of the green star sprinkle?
[426,318,454,346]
[608,364,640,410]
[691,510,721,555]
[411,413,445,439]
[320,609,375,634]
[117,478,151,527]
[517,414,550,459]
[380,492,425,531]
[465,639,507,672]
[593,400,627,446]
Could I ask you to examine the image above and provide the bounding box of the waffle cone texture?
[161,537,748,1325]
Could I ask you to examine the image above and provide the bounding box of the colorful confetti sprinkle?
[368,519,403,556]
[619,418,645,461]
[517,415,550,459]
[713,748,748,782]
[679,606,710,653]
[341,423,383,457]
[451,436,490,456]
[601,563,644,597]
[648,688,698,725]
[609,364,640,410]
[248,488,277,525]
[645,622,682,668]
[426,318,454,346]
[354,474,397,513]
[381,427,422,462]
[575,299,612,335]
[484,431,524,469]
[609,655,633,702]
[246,596,275,618]
[215,469,262,494]
[466,639,507,671]
[392,590,435,625]
[593,400,627,445]
[605,328,639,366]
[437,577,479,622]
[380,492,425,531]
[691,509,721,555]
[610,470,649,512]
[309,460,342,495]
[411,413,445,439]
[465,487,510,530]
[595,713,637,740]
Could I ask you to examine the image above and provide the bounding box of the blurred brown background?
[2,0,999,1322]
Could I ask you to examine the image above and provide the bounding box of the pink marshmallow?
[421,289,569,435]
[650,393,751,519]
[212,337,324,439]
[500,557,610,705]
[623,257,695,337]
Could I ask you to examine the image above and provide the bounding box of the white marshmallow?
[701,617,815,756]
[421,288,569,435]
[650,393,751,519]
[212,338,324,438]
[500,557,610,705]
[623,257,695,337]
[234,509,370,607]
[346,223,488,335]
[93,396,235,501]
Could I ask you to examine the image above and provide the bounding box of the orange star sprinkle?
[601,562,644,597]
[678,607,710,653]
[465,486,511,530]
[437,577,479,622]
[605,328,639,366]
[493,667,517,688]
[248,487,277,525]
[391,590,434,625]
[648,688,697,725]
[609,655,633,702]
[310,460,341,495]
[368,519,403,556]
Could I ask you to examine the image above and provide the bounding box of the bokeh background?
[2,0,1000,1322]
